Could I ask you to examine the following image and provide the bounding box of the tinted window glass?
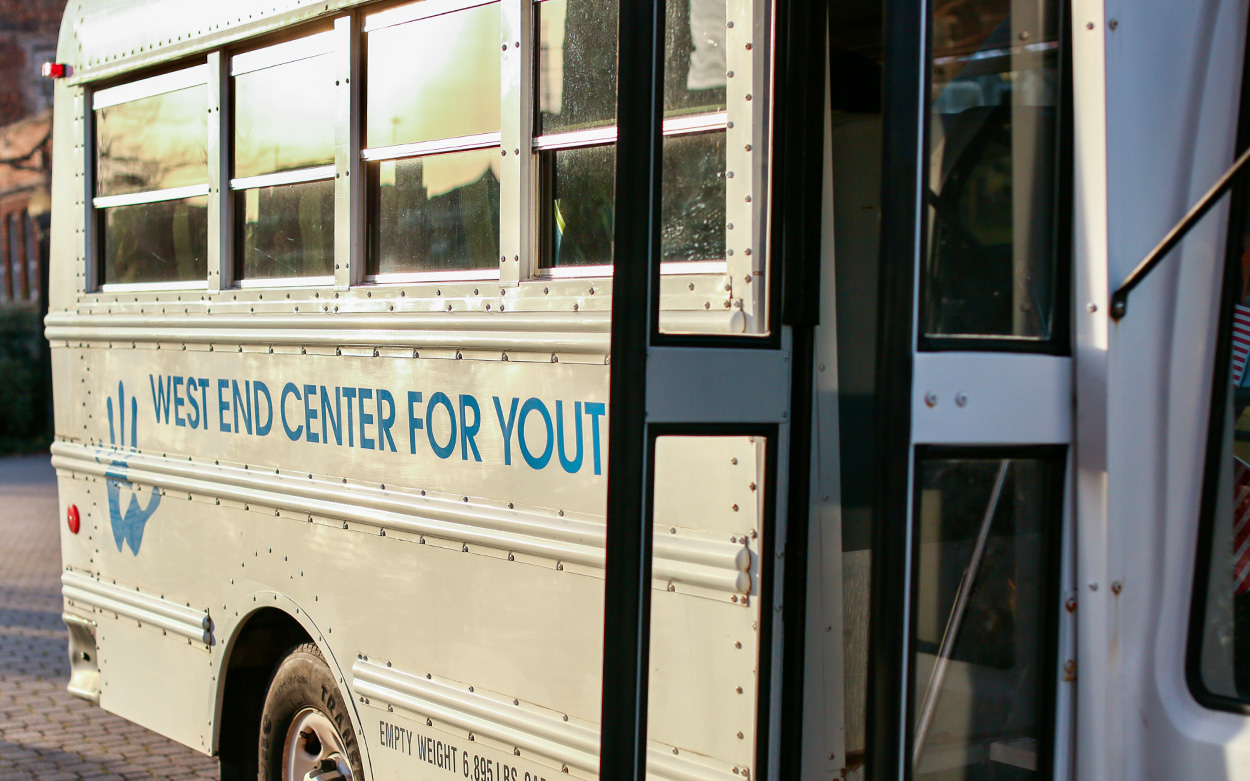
[537,0,727,133]
[234,54,336,179]
[663,0,727,116]
[911,455,1059,780]
[661,131,725,262]
[1194,206,1250,703]
[101,196,208,284]
[541,144,615,267]
[368,149,501,275]
[536,0,619,134]
[367,4,501,148]
[96,85,208,197]
[236,179,334,279]
[921,0,1062,340]
[541,135,726,268]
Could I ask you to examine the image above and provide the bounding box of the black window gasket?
[1184,5,1250,716]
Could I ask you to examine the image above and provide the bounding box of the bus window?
[535,0,729,272]
[911,452,1062,780]
[1192,202,1250,706]
[232,33,337,282]
[93,66,209,287]
[921,0,1063,343]
[364,1,502,280]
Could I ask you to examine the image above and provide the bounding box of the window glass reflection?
[1195,220,1250,703]
[236,179,335,279]
[922,0,1061,340]
[537,0,727,134]
[366,4,501,148]
[368,149,501,275]
[541,135,727,268]
[101,196,208,284]
[536,0,619,134]
[663,0,727,116]
[911,455,1058,781]
[541,145,614,267]
[234,54,336,179]
[661,131,725,262]
[96,85,208,197]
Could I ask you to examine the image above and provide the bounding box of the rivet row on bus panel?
[57,340,611,366]
[70,275,735,313]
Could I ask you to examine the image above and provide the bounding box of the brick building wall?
[0,0,65,126]
[0,0,65,308]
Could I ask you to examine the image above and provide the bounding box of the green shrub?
[0,305,51,454]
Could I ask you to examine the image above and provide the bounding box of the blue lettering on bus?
[233,380,253,435]
[281,382,303,441]
[342,387,357,447]
[556,400,583,474]
[185,376,200,429]
[377,389,397,452]
[149,374,172,424]
[321,385,342,446]
[426,392,456,459]
[460,394,482,462]
[254,381,273,437]
[585,401,605,475]
[407,391,424,455]
[172,376,186,427]
[303,384,319,444]
[358,388,374,450]
[493,396,518,466]
[518,398,553,470]
[136,374,606,475]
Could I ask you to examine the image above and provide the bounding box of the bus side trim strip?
[51,443,751,596]
[61,571,213,644]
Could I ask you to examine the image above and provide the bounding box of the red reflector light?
[67,505,80,534]
[42,62,67,79]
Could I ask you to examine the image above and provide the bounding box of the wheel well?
[218,607,310,780]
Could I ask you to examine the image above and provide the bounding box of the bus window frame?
[360,0,505,283]
[914,0,1073,357]
[529,0,743,292]
[91,63,211,294]
[75,0,755,318]
[229,30,339,287]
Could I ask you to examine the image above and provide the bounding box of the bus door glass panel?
[1192,189,1250,705]
[535,0,732,301]
[93,66,209,286]
[363,1,502,279]
[646,434,767,779]
[922,0,1062,341]
[910,451,1062,780]
[232,34,337,281]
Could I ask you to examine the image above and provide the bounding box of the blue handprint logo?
[103,381,161,555]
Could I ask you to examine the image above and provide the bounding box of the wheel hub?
[284,708,353,781]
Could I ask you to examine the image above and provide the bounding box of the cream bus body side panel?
[55,339,763,778]
[1100,0,1250,779]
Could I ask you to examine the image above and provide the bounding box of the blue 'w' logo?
[103,381,161,555]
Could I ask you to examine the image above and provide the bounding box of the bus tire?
[258,642,364,781]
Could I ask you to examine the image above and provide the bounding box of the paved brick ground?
[0,454,219,779]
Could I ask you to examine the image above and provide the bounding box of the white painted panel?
[911,352,1071,445]
[96,615,213,752]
